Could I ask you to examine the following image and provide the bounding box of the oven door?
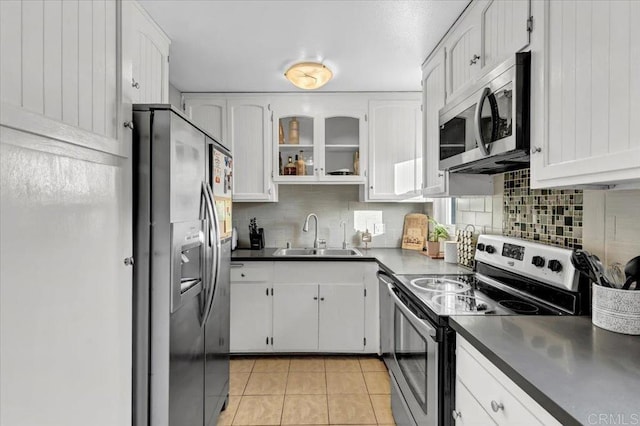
[386,282,439,426]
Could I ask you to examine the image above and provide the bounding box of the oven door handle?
[386,282,438,341]
[474,87,492,156]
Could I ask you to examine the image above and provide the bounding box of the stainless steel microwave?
[439,52,530,174]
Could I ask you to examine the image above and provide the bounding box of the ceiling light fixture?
[284,62,333,90]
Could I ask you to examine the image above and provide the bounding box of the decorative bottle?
[296,151,305,175]
[284,156,297,175]
[288,117,299,144]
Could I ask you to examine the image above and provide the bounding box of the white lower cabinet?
[453,377,496,425]
[230,261,376,353]
[229,262,273,353]
[272,283,319,352]
[455,336,560,426]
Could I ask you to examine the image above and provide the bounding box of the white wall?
[233,185,430,248]
[169,83,182,110]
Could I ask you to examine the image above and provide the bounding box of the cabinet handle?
[241,273,245,277]
[531,146,542,154]
[452,410,461,420]
[370,185,373,189]
[438,172,444,177]
[313,296,318,300]
[469,54,481,65]
[123,257,134,266]
[490,400,504,412]
[131,78,140,89]
[320,297,325,301]
[123,121,134,130]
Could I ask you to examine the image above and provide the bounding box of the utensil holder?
[456,225,478,269]
[592,284,640,335]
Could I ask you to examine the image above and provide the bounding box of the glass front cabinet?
[273,106,366,184]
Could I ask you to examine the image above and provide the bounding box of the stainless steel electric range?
[378,235,592,426]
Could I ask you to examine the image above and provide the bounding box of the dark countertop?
[231,247,472,276]
[450,316,640,426]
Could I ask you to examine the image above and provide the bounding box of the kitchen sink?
[273,248,362,257]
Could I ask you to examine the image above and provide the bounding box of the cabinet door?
[422,50,447,195]
[320,113,367,183]
[531,0,640,188]
[227,99,275,201]
[319,283,365,352]
[274,112,318,183]
[184,97,226,143]
[479,0,530,76]
[124,1,170,104]
[368,100,422,200]
[230,282,272,352]
[454,378,497,425]
[272,283,318,351]
[445,3,483,101]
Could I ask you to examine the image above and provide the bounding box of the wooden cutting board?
[401,213,428,251]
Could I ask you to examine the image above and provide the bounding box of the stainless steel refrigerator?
[132,105,232,426]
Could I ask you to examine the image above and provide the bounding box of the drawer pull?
[241,273,245,277]
[491,400,504,412]
[452,410,461,420]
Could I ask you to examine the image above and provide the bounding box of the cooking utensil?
[606,263,625,289]
[622,256,640,290]
[571,250,611,287]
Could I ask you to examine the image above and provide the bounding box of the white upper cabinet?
[422,49,447,195]
[227,98,275,201]
[444,2,483,102]
[0,0,119,145]
[530,0,640,188]
[478,0,531,76]
[122,0,170,104]
[367,98,424,201]
[184,94,277,202]
[272,96,367,185]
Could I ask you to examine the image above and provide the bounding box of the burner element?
[498,300,539,314]
[409,278,470,293]
[431,294,495,313]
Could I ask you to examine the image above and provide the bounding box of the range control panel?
[474,235,579,291]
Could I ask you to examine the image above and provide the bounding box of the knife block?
[250,228,264,250]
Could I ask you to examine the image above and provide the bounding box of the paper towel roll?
[444,241,458,264]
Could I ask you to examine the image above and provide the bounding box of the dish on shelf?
[327,169,354,176]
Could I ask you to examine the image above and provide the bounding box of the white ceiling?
[139,0,470,93]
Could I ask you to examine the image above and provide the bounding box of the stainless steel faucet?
[340,220,348,249]
[303,213,320,248]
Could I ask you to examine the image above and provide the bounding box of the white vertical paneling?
[631,1,640,143]
[78,0,93,132]
[43,0,62,121]
[560,0,576,162]
[230,104,264,196]
[105,0,116,139]
[608,0,630,154]
[61,0,79,127]
[590,1,610,158]
[21,0,44,114]
[574,1,592,160]
[0,1,22,106]
[547,1,563,164]
[91,0,106,136]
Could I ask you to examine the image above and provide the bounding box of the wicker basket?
[592,284,640,335]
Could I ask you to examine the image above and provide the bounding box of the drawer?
[230,262,273,282]
[454,377,496,425]
[457,340,552,425]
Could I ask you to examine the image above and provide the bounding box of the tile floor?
[217,355,395,426]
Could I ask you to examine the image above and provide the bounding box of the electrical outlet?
[374,223,385,235]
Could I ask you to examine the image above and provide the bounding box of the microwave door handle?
[474,87,492,156]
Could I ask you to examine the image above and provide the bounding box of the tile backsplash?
[503,169,583,249]
[232,185,429,249]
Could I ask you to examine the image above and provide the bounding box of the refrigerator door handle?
[201,181,222,326]
[201,182,218,326]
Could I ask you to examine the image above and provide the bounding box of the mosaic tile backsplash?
[503,169,583,249]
